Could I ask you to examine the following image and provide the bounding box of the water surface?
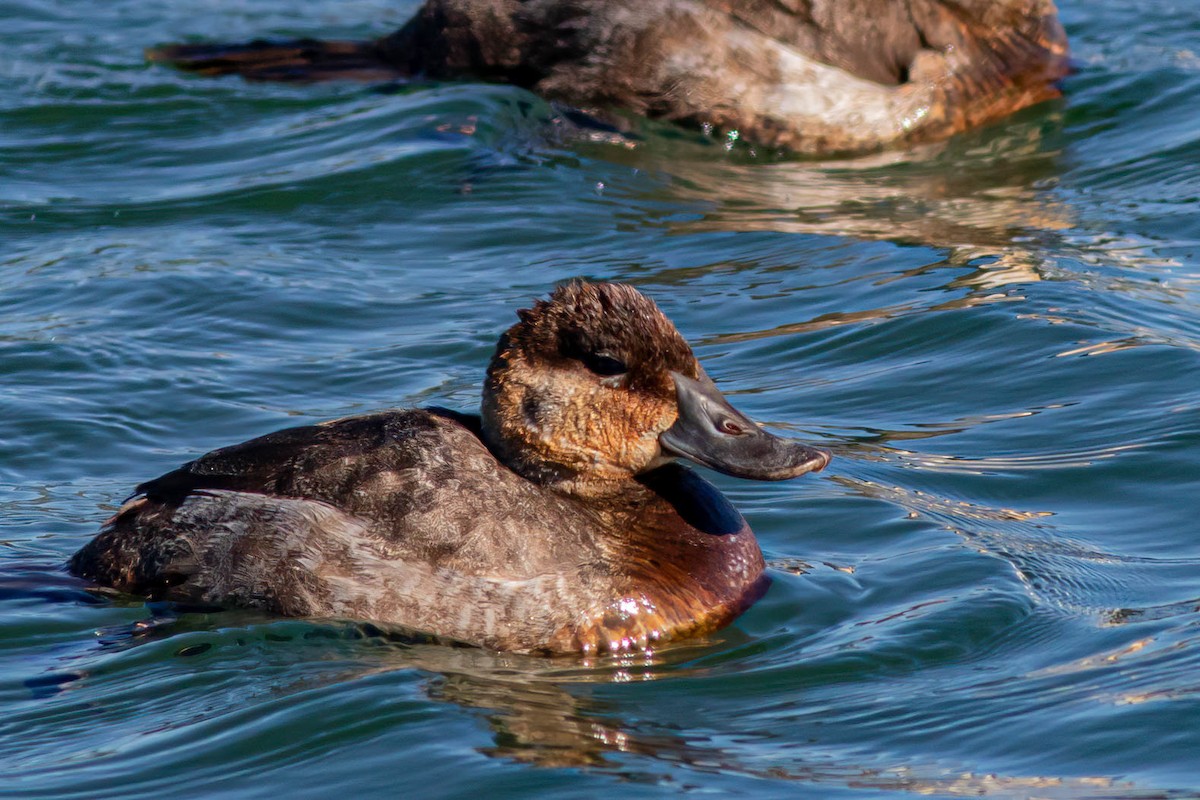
[3,1,1200,797]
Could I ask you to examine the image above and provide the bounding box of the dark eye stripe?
[582,353,627,377]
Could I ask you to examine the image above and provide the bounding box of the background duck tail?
[146,38,409,83]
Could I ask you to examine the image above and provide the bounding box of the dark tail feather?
[146,38,407,82]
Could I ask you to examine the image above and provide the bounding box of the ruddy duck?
[70,282,830,654]
[147,0,1069,153]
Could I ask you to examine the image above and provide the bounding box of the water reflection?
[425,651,1164,798]
[0,573,1173,799]
[605,115,1072,254]
[581,109,1181,307]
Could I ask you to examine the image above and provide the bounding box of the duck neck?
[479,425,640,501]
[479,386,631,502]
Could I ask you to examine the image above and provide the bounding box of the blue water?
[3,1,1200,797]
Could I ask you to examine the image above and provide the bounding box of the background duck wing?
[146,38,406,83]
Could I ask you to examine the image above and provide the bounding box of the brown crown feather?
[494,281,698,388]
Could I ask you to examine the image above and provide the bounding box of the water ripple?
[4,0,1200,796]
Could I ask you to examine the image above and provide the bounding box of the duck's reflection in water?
[350,633,1158,798]
[425,653,661,768]
[599,117,1062,246]
[10,580,1162,800]
[590,113,1179,297]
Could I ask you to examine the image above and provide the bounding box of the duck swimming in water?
[70,282,830,654]
[147,0,1069,154]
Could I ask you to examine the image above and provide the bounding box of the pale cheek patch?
[566,394,672,474]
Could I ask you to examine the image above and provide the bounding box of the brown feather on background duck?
[147,0,1070,154]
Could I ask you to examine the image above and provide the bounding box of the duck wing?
[133,408,478,507]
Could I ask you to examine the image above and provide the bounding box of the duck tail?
[68,498,197,598]
[69,491,365,617]
[145,38,408,83]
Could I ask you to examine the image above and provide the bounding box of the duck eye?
[719,418,748,436]
[582,352,627,377]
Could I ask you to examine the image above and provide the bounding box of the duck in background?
[70,282,830,654]
[148,0,1070,154]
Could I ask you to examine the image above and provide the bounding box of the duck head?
[481,282,830,496]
